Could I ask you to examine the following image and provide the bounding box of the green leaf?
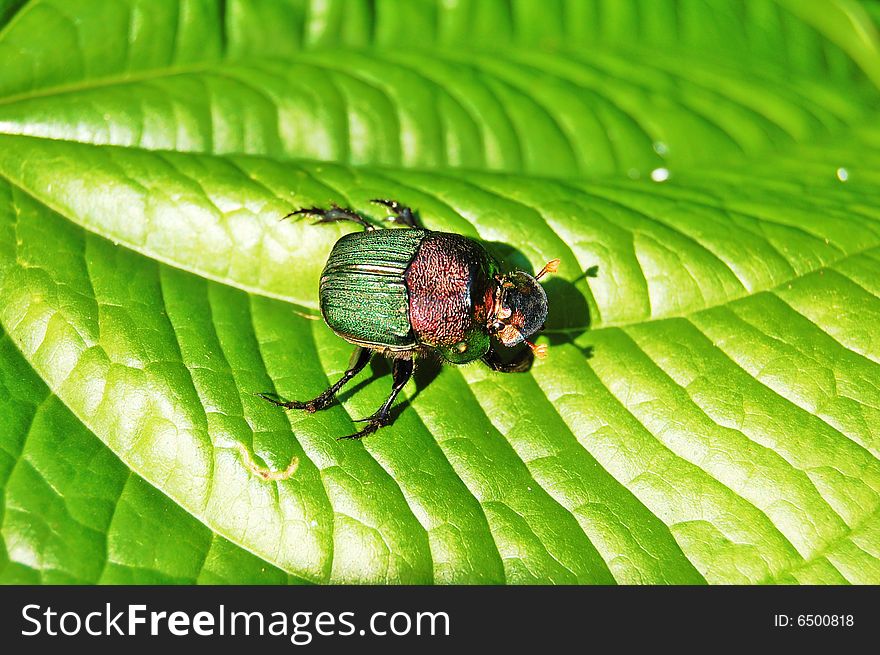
[1,0,879,584]
[0,325,306,583]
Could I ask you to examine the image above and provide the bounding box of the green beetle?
[261,199,558,439]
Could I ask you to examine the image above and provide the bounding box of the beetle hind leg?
[288,203,376,231]
[371,199,419,228]
[339,357,414,440]
[259,346,373,412]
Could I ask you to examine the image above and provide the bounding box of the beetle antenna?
[535,258,560,281]
[514,326,549,359]
[525,339,548,359]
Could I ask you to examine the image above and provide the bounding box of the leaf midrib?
[0,63,215,108]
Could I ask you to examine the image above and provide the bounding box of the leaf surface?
[1,0,879,584]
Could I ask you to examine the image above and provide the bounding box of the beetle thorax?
[403,233,496,362]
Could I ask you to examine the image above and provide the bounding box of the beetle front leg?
[339,357,414,440]
[482,345,533,373]
[259,346,373,412]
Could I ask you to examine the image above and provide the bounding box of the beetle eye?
[488,320,504,334]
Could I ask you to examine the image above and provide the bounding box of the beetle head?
[489,259,559,357]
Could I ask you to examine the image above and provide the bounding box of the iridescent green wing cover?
[319,228,428,349]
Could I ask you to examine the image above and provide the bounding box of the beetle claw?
[257,392,288,405]
[337,419,386,440]
[257,392,318,412]
[285,207,321,220]
[340,411,390,439]
[352,412,390,425]
[370,198,418,228]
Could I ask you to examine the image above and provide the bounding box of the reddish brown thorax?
[404,233,496,347]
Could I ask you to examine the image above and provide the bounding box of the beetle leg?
[287,204,376,231]
[371,199,419,228]
[259,346,373,412]
[481,345,534,373]
[339,357,414,439]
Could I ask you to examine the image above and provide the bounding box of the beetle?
[260,199,559,439]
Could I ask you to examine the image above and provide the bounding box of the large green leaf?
[2,0,879,584]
